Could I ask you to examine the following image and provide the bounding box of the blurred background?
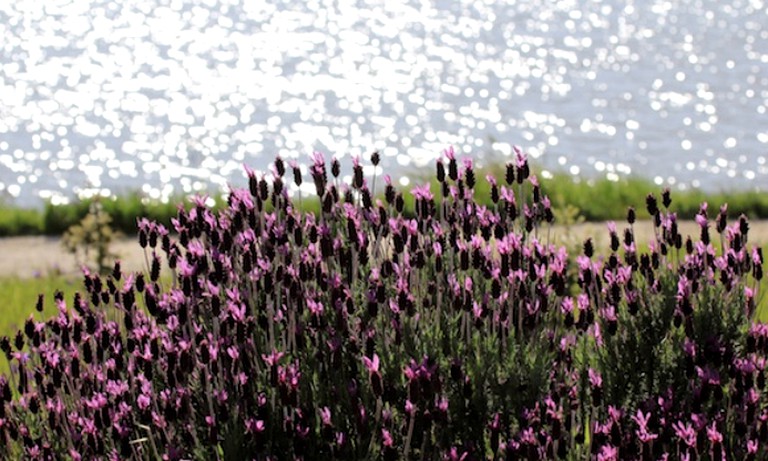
[1,0,766,208]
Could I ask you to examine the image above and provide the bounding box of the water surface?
[1,0,767,206]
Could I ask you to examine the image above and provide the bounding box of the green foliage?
[0,205,43,236]
[594,269,684,411]
[43,193,211,236]
[540,172,768,221]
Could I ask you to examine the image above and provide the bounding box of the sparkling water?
[1,0,766,207]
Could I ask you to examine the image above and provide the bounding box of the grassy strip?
[0,275,81,376]
[0,193,226,236]
[42,192,227,235]
[539,172,768,221]
[0,206,44,237]
[1,170,766,237]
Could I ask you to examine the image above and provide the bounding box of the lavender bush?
[0,147,765,460]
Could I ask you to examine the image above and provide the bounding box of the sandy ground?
[0,236,149,278]
[0,220,767,278]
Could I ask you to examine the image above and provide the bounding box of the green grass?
[756,279,768,323]
[540,173,768,222]
[0,275,82,376]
